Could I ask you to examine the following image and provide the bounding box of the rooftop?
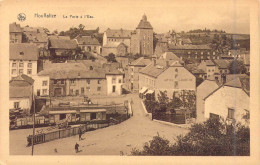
[75,36,100,45]
[49,38,78,49]
[136,14,153,29]
[168,44,211,50]
[105,29,133,38]
[9,22,23,33]
[129,57,151,66]
[103,42,126,48]
[160,52,184,63]
[10,43,39,61]
[9,75,33,98]
[214,59,230,69]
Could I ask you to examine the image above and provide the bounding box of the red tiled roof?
[10,43,39,61]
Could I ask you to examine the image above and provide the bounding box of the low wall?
[140,100,152,120]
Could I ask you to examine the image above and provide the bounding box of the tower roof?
[136,14,153,29]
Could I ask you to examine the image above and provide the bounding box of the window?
[27,63,31,68]
[42,89,47,95]
[175,74,178,78]
[228,108,235,119]
[112,76,116,84]
[70,79,75,85]
[11,69,16,74]
[175,68,178,72]
[14,102,20,109]
[97,87,101,91]
[212,69,214,72]
[69,89,73,95]
[19,51,24,55]
[188,52,191,54]
[86,87,90,91]
[19,62,24,67]
[208,69,210,72]
[213,52,216,55]
[27,69,32,75]
[207,52,210,55]
[12,63,16,67]
[42,81,48,86]
[118,79,122,83]
[210,113,219,119]
[201,52,204,55]
[54,80,58,85]
[86,79,90,84]
[174,81,178,88]
[81,87,84,94]
[112,85,116,92]
[60,114,66,120]
[97,80,101,84]
[60,80,64,84]
[19,69,23,74]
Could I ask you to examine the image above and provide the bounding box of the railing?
[26,122,109,146]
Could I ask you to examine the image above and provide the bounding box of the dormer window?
[19,51,24,55]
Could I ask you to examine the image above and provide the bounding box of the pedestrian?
[79,127,82,141]
[75,143,79,153]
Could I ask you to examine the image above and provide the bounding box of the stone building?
[9,22,23,43]
[130,14,154,56]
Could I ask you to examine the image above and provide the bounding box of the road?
[10,94,188,155]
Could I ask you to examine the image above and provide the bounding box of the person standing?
[78,127,82,141]
[75,143,79,153]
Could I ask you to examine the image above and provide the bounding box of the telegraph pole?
[32,88,36,155]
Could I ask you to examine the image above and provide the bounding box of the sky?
[3,0,250,34]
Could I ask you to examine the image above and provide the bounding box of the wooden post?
[31,93,36,156]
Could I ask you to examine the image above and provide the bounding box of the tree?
[106,53,117,63]
[228,60,247,74]
[131,117,250,156]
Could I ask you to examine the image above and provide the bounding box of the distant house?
[102,42,127,57]
[213,59,230,75]
[196,79,220,122]
[139,60,196,99]
[197,60,216,79]
[9,22,23,43]
[168,44,216,61]
[75,35,101,54]
[105,69,124,96]
[23,31,48,48]
[204,76,250,124]
[9,43,39,80]
[31,75,50,97]
[48,37,78,59]
[159,52,184,64]
[103,28,133,53]
[127,57,151,92]
[38,62,124,97]
[154,42,169,58]
[9,75,34,114]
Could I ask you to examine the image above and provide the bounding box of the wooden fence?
[27,122,109,146]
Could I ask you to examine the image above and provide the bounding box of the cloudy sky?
[3,0,250,34]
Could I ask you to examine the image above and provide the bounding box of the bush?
[131,117,250,156]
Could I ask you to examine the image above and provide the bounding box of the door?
[112,85,116,93]
[37,89,40,96]
[54,88,62,96]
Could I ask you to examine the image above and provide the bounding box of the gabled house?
[9,22,23,43]
[9,75,34,114]
[75,35,101,54]
[102,42,127,57]
[204,76,250,125]
[9,43,39,80]
[139,60,196,99]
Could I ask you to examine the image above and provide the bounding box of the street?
[10,94,188,155]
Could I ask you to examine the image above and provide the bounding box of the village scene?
[9,13,250,156]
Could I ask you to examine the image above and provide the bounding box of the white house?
[196,79,220,123]
[204,77,250,124]
[105,70,124,95]
[31,75,50,97]
[9,43,38,80]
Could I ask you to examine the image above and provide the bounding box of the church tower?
[130,14,154,56]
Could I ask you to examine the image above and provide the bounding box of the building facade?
[130,14,154,56]
[9,22,23,43]
[9,43,39,80]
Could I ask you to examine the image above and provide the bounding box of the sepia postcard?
[0,0,259,164]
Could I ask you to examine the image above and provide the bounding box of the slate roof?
[9,22,23,33]
[105,29,133,38]
[168,44,211,50]
[9,75,33,98]
[129,57,151,66]
[136,14,153,29]
[49,38,78,49]
[24,31,48,43]
[10,43,39,61]
[76,36,100,45]
[160,52,184,63]
[139,60,181,78]
[38,62,106,79]
[103,42,126,48]
[214,59,229,69]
